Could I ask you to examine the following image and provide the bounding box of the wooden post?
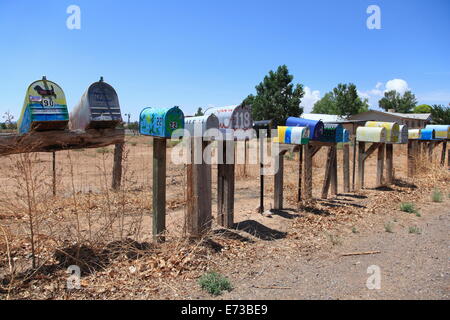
[274,151,285,210]
[407,140,415,178]
[244,140,248,176]
[153,138,166,242]
[385,143,393,185]
[112,142,124,190]
[321,147,335,199]
[297,147,303,202]
[343,144,350,193]
[52,151,56,196]
[352,136,357,191]
[376,144,385,187]
[357,142,365,190]
[331,146,338,196]
[303,144,313,200]
[186,138,212,237]
[428,142,433,162]
[441,141,447,166]
[217,140,235,228]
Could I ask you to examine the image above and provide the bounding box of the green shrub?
[400,202,417,214]
[431,189,443,203]
[198,272,232,296]
[409,226,422,235]
[384,222,394,233]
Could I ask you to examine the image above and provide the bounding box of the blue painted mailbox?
[318,123,344,143]
[139,106,184,138]
[419,128,436,141]
[342,129,350,143]
[286,117,324,140]
[18,77,69,134]
[425,125,450,140]
[70,78,122,130]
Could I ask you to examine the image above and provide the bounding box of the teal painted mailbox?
[139,106,184,138]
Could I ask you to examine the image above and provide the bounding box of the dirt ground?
[0,136,448,300]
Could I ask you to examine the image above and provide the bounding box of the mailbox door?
[164,107,184,138]
[18,79,69,133]
[87,81,122,128]
[397,125,409,144]
[357,127,386,142]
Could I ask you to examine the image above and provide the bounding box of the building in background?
[348,110,431,128]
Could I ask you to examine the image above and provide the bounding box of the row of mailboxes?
[18,77,123,134]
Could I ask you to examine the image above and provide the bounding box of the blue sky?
[0,0,449,121]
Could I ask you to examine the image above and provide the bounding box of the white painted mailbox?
[184,114,219,139]
[408,129,421,140]
[356,127,387,143]
[204,105,253,140]
[365,121,400,143]
[396,125,409,144]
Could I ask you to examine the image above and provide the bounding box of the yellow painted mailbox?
[365,121,400,143]
[408,129,421,140]
[356,127,387,143]
[276,126,310,145]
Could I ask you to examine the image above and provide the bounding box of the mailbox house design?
[18,77,69,134]
[318,123,344,143]
[419,128,436,141]
[356,127,386,143]
[204,105,253,140]
[253,120,273,138]
[365,121,400,143]
[277,126,310,145]
[408,129,421,140]
[342,129,350,143]
[70,78,122,130]
[184,114,219,138]
[425,125,450,140]
[285,117,324,140]
[396,125,409,144]
[139,106,184,138]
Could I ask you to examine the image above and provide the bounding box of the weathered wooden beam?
[343,144,350,193]
[0,129,125,156]
[407,140,415,178]
[441,141,447,167]
[259,136,265,213]
[302,144,313,199]
[153,138,166,243]
[385,144,393,185]
[112,143,124,190]
[331,146,338,196]
[217,140,235,228]
[352,137,357,191]
[274,150,287,210]
[52,151,56,196]
[363,143,380,161]
[357,142,365,190]
[321,147,335,199]
[297,147,303,202]
[376,144,385,187]
[186,138,212,238]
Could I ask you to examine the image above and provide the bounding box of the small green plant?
[400,202,417,214]
[326,233,342,246]
[415,212,421,217]
[96,147,111,154]
[351,227,358,234]
[431,189,443,203]
[409,226,422,235]
[384,222,394,233]
[198,272,232,296]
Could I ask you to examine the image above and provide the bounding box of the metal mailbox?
[285,117,324,140]
[18,77,69,134]
[408,129,421,140]
[184,114,219,138]
[253,120,273,138]
[139,106,184,138]
[356,127,386,143]
[70,78,122,130]
[396,125,409,144]
[365,121,400,143]
[419,128,435,141]
[204,104,253,140]
[425,125,450,140]
[318,123,344,143]
[277,126,310,145]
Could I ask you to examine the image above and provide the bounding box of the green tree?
[195,107,204,116]
[430,104,450,124]
[379,90,417,113]
[243,65,304,125]
[312,83,368,117]
[413,104,432,113]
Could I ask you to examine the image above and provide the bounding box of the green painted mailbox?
[139,106,184,138]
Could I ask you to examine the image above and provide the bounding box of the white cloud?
[301,86,321,113]
[385,79,410,95]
